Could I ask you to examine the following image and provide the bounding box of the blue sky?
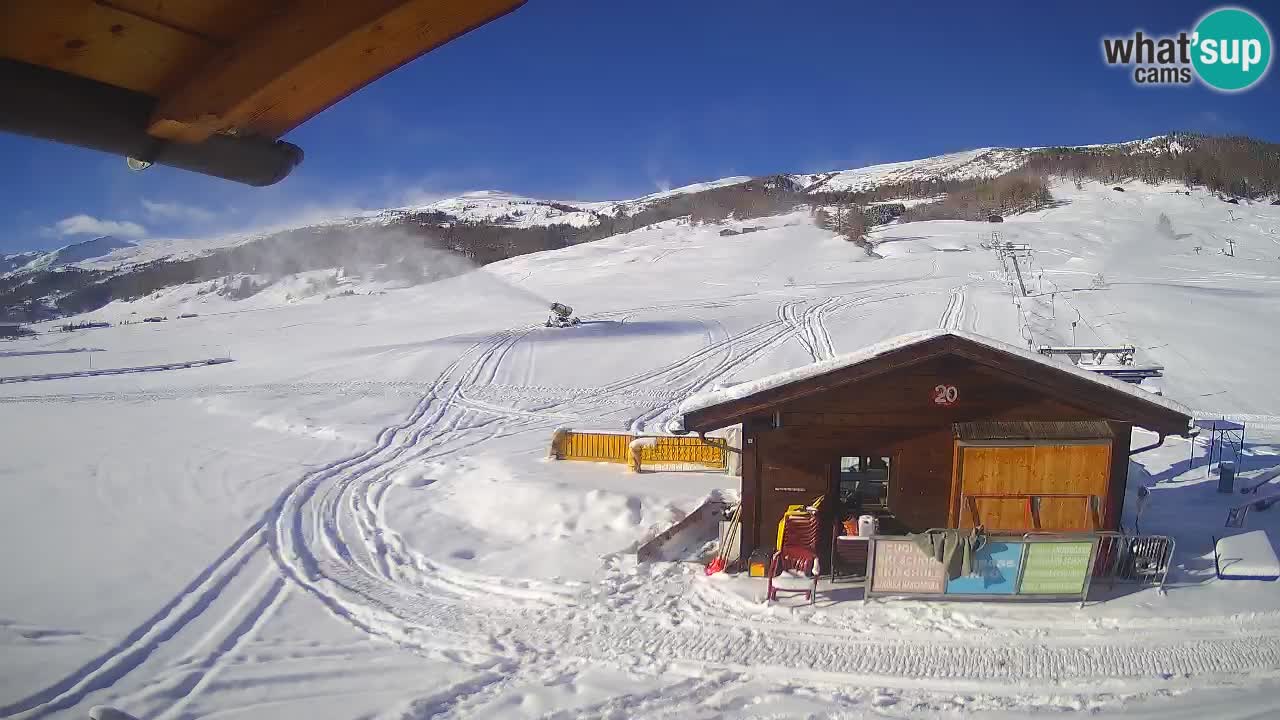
[3,0,1278,253]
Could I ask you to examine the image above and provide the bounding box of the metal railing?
[1082,531,1175,593]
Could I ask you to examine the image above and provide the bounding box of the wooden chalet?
[673,330,1194,558]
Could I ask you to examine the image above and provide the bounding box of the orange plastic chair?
[766,513,820,603]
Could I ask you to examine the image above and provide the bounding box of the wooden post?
[741,423,760,558]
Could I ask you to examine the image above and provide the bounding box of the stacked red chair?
[766,512,820,603]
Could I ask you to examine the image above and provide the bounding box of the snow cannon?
[546,302,581,328]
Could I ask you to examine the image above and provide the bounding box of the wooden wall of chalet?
[741,355,1131,552]
[952,442,1111,531]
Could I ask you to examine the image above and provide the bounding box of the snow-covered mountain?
[0,136,1193,277]
[794,147,1030,193]
[0,251,40,273]
[2,133,1273,325]
[18,235,137,271]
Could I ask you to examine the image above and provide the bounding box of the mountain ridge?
[3,131,1276,324]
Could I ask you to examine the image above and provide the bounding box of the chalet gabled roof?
[672,329,1193,437]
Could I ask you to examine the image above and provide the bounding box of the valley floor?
[2,181,1280,718]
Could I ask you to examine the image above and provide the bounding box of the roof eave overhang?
[680,335,1193,437]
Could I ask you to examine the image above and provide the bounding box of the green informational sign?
[1018,541,1094,594]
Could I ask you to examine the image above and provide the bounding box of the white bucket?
[857,515,878,538]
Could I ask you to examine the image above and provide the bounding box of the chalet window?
[838,456,891,512]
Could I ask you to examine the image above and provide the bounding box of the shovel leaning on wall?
[706,504,742,575]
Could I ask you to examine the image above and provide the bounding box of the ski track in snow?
[939,284,968,331]
[9,271,1280,718]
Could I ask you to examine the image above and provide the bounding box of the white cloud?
[141,198,217,224]
[53,214,147,239]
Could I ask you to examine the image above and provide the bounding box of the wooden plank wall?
[954,443,1111,530]
[735,355,1130,553]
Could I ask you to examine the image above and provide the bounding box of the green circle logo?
[1192,7,1272,91]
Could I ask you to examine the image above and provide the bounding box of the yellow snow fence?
[549,429,729,472]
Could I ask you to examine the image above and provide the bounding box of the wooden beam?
[0,0,220,97]
[147,0,523,142]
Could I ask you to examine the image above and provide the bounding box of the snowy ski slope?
[2,179,1280,718]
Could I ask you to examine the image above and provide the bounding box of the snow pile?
[1215,531,1280,580]
[384,457,719,580]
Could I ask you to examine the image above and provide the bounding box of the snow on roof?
[672,329,1193,431]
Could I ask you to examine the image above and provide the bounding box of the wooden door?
[954,443,1111,532]
[760,455,826,551]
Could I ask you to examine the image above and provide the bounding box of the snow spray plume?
[184,211,561,307]
[220,223,484,290]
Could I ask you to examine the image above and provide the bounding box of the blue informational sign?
[945,541,1025,595]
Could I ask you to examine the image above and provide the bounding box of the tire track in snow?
[939,285,967,330]
[3,296,832,714]
[252,536,1280,704]
[149,574,289,720]
[271,325,584,636]
[2,531,268,719]
[295,330,571,608]
[536,672,746,720]
[623,288,928,430]
[2,330,534,719]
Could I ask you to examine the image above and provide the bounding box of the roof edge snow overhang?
[679,332,1194,437]
[680,339,951,433]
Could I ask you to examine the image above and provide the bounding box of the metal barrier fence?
[554,430,633,464]
[640,436,728,470]
[550,430,728,471]
[1084,532,1175,593]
